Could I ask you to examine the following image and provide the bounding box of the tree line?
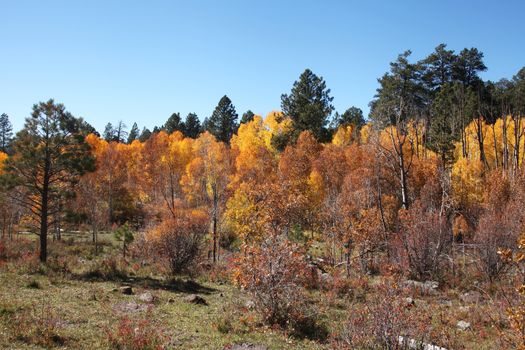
[0,43,523,293]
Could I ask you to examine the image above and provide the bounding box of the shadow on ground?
[75,273,217,295]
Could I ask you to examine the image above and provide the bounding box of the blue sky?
[2,0,525,133]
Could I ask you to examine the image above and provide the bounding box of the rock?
[138,292,155,303]
[320,272,333,286]
[403,280,439,295]
[225,344,268,350]
[119,286,133,295]
[460,291,482,304]
[438,299,453,307]
[404,297,415,307]
[459,306,470,313]
[184,294,208,305]
[113,301,148,314]
[244,300,255,310]
[457,320,471,331]
[398,336,448,350]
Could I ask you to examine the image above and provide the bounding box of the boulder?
[404,297,415,307]
[225,344,267,350]
[398,336,448,350]
[403,280,439,295]
[113,301,148,314]
[184,294,208,305]
[457,320,471,331]
[460,291,482,304]
[138,291,155,303]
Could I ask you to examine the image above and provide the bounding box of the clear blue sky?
[2,0,525,133]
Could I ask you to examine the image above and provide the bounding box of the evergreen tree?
[453,48,487,87]
[422,43,456,92]
[183,113,201,138]
[333,106,365,129]
[103,123,116,141]
[369,51,425,128]
[281,69,334,142]
[0,113,13,153]
[139,127,152,142]
[77,117,98,136]
[164,112,184,134]
[206,95,238,143]
[427,83,457,166]
[240,110,255,124]
[128,122,139,143]
[3,100,95,262]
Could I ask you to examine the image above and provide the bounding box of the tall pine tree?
[0,113,13,153]
[281,69,334,143]
[206,95,238,143]
[183,113,201,138]
[128,122,140,143]
[3,100,95,262]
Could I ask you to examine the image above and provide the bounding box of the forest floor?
[0,233,510,349]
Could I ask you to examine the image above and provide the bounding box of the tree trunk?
[40,176,49,263]
[399,150,409,210]
[212,187,218,263]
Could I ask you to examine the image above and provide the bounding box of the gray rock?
[403,280,439,295]
[226,344,267,350]
[113,301,148,314]
[460,291,482,304]
[184,294,208,305]
[457,320,471,331]
[244,300,255,310]
[320,272,333,286]
[404,297,415,307]
[138,291,155,303]
[398,336,448,350]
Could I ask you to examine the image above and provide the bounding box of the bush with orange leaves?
[232,234,328,340]
[147,208,208,275]
[233,235,307,326]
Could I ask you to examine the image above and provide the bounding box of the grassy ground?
[0,232,514,349]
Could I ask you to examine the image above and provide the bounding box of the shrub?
[397,201,451,280]
[106,312,168,350]
[233,234,307,326]
[9,304,65,347]
[83,255,128,280]
[342,282,426,349]
[148,209,208,275]
[233,234,327,340]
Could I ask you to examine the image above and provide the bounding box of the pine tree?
[206,95,238,143]
[139,127,152,142]
[127,122,139,143]
[240,110,255,124]
[103,123,115,141]
[164,112,184,134]
[333,106,365,128]
[183,113,201,138]
[3,100,95,262]
[0,113,13,153]
[427,84,457,166]
[281,69,334,143]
